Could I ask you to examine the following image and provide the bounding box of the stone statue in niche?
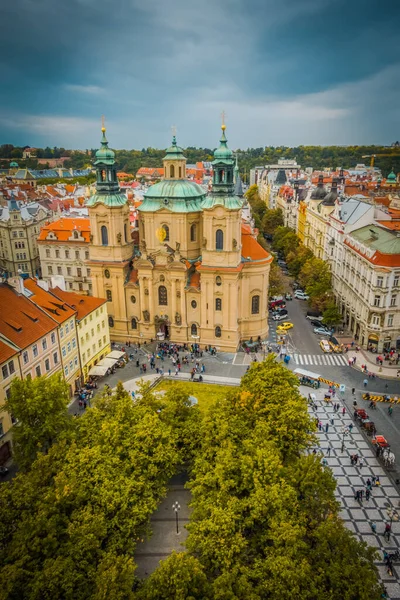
[140,239,146,252]
[175,241,180,252]
[202,237,207,248]
[232,238,237,249]
[176,290,181,298]
[89,234,93,243]
[143,310,150,322]
[175,312,182,325]
[117,232,122,243]
[144,288,149,296]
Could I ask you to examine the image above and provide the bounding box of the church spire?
[212,122,234,194]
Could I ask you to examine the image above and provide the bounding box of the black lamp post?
[173,501,181,534]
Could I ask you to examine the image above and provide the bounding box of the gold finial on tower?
[101,115,106,133]
[221,110,226,131]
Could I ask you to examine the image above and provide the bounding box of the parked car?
[272,311,289,321]
[320,339,332,353]
[314,327,332,336]
[0,466,9,477]
[277,322,294,331]
[277,260,287,267]
[294,291,309,300]
[269,297,286,310]
[285,293,292,300]
[309,319,323,327]
[306,311,323,321]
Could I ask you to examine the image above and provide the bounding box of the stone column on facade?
[171,278,177,324]
[148,279,154,323]
[180,280,185,324]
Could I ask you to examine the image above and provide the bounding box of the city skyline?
[1,0,399,149]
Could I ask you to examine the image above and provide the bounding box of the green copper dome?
[86,192,127,208]
[95,129,115,165]
[213,125,233,161]
[139,179,205,213]
[163,135,186,161]
[387,170,397,183]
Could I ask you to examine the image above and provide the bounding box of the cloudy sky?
[1,0,399,149]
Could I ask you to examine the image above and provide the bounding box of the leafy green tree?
[299,257,332,308]
[2,374,72,471]
[137,552,211,600]
[273,226,300,257]
[286,245,313,278]
[268,262,285,296]
[322,301,342,327]
[261,208,284,236]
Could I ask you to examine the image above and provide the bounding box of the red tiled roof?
[0,284,58,350]
[377,220,400,231]
[23,278,76,324]
[344,240,400,267]
[51,288,107,321]
[241,225,272,263]
[38,218,90,243]
[0,340,18,365]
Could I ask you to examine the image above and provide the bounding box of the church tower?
[86,125,134,337]
[201,122,243,268]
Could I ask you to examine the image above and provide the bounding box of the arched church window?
[131,318,137,329]
[101,226,108,246]
[162,224,170,241]
[227,170,232,183]
[158,285,168,306]
[219,169,224,183]
[73,230,79,239]
[101,170,106,181]
[108,170,112,182]
[190,223,197,242]
[215,326,222,338]
[216,229,223,250]
[170,164,175,178]
[108,316,114,327]
[215,298,222,311]
[216,276,222,286]
[179,166,182,178]
[251,295,260,314]
[191,323,197,336]
[106,290,112,302]
[124,223,128,243]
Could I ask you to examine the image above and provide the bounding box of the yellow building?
[51,288,111,380]
[0,341,21,465]
[305,177,338,259]
[86,125,272,351]
[297,200,307,243]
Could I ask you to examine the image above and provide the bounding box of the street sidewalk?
[347,349,400,380]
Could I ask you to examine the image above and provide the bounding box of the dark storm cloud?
[0,0,399,148]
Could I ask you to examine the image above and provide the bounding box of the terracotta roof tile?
[0,284,58,350]
[23,278,76,323]
[38,218,90,243]
[241,225,272,263]
[51,288,107,321]
[0,340,19,364]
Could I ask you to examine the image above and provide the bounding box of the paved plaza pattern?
[306,386,400,598]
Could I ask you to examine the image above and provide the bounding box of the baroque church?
[87,123,272,351]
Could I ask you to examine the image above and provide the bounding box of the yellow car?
[320,340,332,353]
[277,322,294,331]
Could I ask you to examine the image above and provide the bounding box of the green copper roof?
[350,225,400,254]
[95,129,115,165]
[10,161,18,168]
[201,195,243,211]
[144,179,205,200]
[387,170,397,183]
[139,179,205,213]
[213,125,233,162]
[163,135,186,161]
[86,192,127,207]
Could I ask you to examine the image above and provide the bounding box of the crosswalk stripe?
[299,355,304,364]
[316,355,323,365]
[293,354,299,364]
[333,355,341,366]
[307,355,312,363]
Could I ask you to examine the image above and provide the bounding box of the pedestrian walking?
[359,457,364,469]
[383,522,391,541]
[168,368,171,376]
[318,421,322,431]
[363,378,368,388]
[325,423,329,433]
[342,407,346,416]
[348,423,353,433]
[370,521,377,534]
[330,417,334,426]
[352,387,355,396]
[326,446,331,456]
[366,489,370,501]
[175,368,179,376]
[366,478,372,490]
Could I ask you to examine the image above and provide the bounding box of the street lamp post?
[173,501,181,534]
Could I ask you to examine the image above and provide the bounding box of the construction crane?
[362,153,400,167]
